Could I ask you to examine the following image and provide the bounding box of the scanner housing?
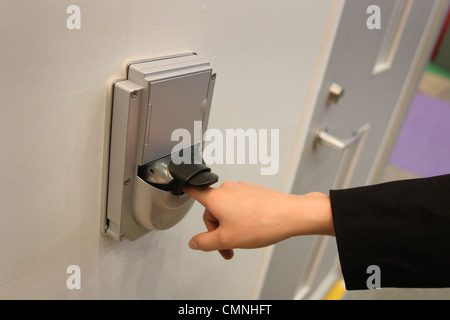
[104,53,217,241]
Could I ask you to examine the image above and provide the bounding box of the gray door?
[260,0,446,299]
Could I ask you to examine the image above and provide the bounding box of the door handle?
[315,128,363,151]
[314,124,370,189]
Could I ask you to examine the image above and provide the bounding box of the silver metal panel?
[143,71,211,163]
[128,53,213,165]
[105,80,149,240]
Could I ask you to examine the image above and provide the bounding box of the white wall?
[0,0,340,299]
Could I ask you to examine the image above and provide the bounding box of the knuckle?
[221,180,235,188]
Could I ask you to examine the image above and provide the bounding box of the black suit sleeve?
[330,174,450,290]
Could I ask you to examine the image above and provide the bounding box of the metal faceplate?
[104,53,216,241]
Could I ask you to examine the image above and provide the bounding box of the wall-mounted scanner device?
[103,53,218,241]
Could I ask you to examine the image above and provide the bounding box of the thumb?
[189,232,234,260]
[189,230,222,252]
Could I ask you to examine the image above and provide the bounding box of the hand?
[184,181,334,260]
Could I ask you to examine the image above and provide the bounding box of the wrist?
[289,192,335,237]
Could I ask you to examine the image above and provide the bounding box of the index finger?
[183,185,215,207]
